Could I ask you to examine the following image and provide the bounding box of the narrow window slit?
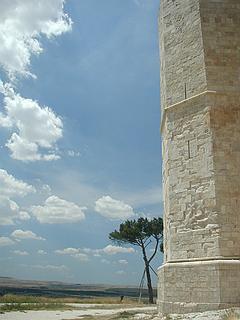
[187,140,191,159]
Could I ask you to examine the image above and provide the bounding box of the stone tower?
[158,0,240,314]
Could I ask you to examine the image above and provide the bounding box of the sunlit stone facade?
[158,0,240,314]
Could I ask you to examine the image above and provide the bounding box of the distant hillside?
[0,277,156,298]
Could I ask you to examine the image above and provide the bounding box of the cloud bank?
[55,245,135,260]
[0,0,72,79]
[0,0,71,161]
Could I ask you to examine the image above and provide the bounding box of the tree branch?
[148,237,160,264]
[142,236,151,245]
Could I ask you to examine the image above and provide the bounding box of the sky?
[0,0,163,286]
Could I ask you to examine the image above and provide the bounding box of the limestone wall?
[158,0,240,313]
[160,0,240,262]
[162,93,220,261]
[200,0,240,259]
[159,0,207,110]
[210,93,240,258]
[200,0,240,93]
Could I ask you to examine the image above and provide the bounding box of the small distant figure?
[120,295,124,303]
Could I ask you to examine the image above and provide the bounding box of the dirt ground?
[0,304,157,320]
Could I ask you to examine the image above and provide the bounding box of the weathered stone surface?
[158,260,240,314]
[158,0,240,315]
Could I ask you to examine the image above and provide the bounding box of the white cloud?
[67,150,81,157]
[73,253,89,262]
[0,236,15,246]
[55,248,80,255]
[0,0,72,79]
[55,248,88,262]
[0,169,35,225]
[19,211,31,221]
[31,196,86,224]
[118,259,128,265]
[0,113,12,127]
[0,84,63,162]
[6,133,40,162]
[31,264,68,272]
[0,168,35,197]
[13,250,29,256]
[42,184,52,195]
[102,245,135,255]
[55,245,134,261]
[0,1,72,162]
[6,134,61,162]
[11,229,45,241]
[81,248,95,254]
[85,245,135,255]
[0,196,19,225]
[95,196,135,220]
[38,250,47,255]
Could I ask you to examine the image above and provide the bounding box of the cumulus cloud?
[0,236,15,246]
[0,168,35,197]
[31,196,86,224]
[13,250,29,256]
[11,229,45,241]
[38,250,47,255]
[102,245,135,255]
[95,196,135,220]
[0,0,71,161]
[0,169,35,225]
[19,211,31,221]
[0,0,72,79]
[0,196,20,225]
[0,83,63,161]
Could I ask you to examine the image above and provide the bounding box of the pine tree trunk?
[145,262,154,304]
[141,242,154,304]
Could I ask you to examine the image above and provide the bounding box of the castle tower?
[158,0,240,314]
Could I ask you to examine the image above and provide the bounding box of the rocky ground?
[1,304,240,320]
[0,304,157,320]
[159,308,240,320]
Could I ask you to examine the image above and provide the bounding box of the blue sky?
[0,0,163,286]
